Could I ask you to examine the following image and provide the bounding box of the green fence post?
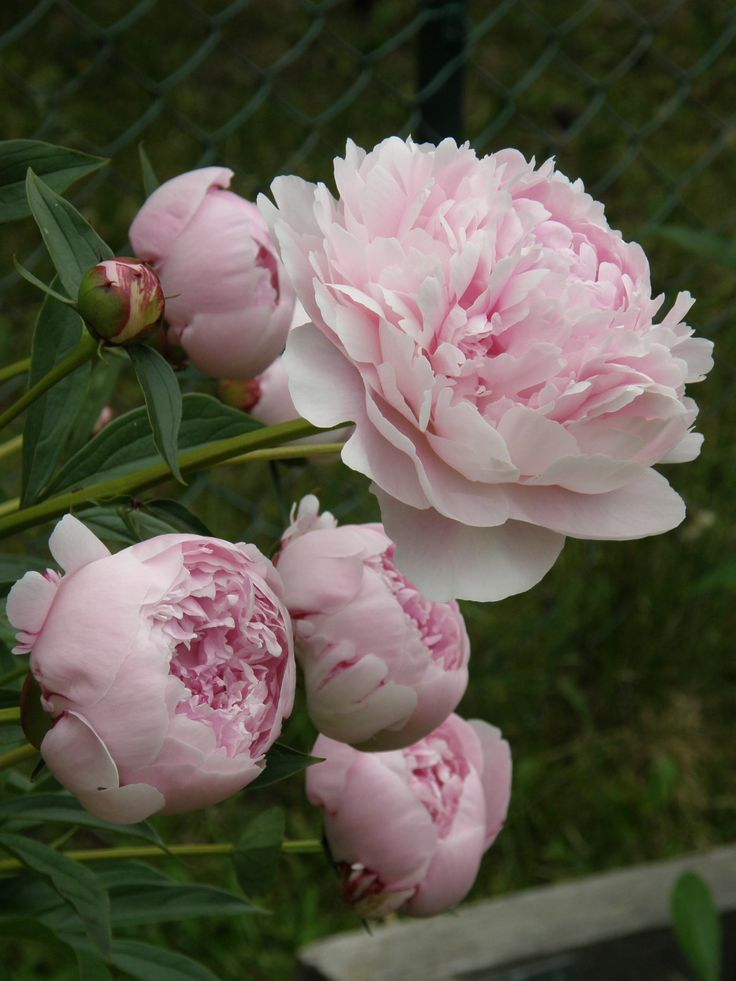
[416,0,469,142]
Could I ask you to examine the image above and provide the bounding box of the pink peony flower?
[130,167,295,379]
[277,496,469,750]
[307,714,511,918]
[6,515,295,823]
[261,137,714,601]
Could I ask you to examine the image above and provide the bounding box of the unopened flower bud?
[218,378,262,413]
[77,258,164,345]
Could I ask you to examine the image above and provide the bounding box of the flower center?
[148,541,289,758]
[403,723,469,837]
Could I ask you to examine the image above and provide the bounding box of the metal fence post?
[416,0,469,142]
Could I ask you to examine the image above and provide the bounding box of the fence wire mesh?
[1,0,735,535]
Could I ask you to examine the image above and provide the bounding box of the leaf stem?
[0,358,31,385]
[0,332,97,434]
[0,435,22,461]
[0,707,20,724]
[0,743,37,773]
[0,838,323,872]
[0,419,346,540]
[0,498,19,518]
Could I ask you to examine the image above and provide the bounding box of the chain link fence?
[1,0,734,532]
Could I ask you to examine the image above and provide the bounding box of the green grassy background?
[1,2,735,978]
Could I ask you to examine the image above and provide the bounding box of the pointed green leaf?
[75,950,114,981]
[64,350,126,457]
[47,393,261,495]
[64,936,220,981]
[13,256,76,305]
[0,832,111,957]
[233,807,285,898]
[0,794,165,848]
[25,168,112,298]
[248,743,322,790]
[21,294,91,505]
[671,871,722,981]
[127,344,184,483]
[138,144,160,198]
[0,140,107,224]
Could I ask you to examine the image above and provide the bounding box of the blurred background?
[1,1,735,978]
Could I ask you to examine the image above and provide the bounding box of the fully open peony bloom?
[131,167,295,379]
[261,137,714,601]
[307,714,511,918]
[277,496,469,750]
[7,516,295,823]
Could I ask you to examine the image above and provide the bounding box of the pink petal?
[48,514,110,573]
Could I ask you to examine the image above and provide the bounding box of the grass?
[1,1,735,978]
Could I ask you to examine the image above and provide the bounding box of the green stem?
[0,333,97,434]
[0,707,20,725]
[0,498,19,518]
[0,434,22,461]
[0,664,28,687]
[221,442,344,467]
[0,418,344,540]
[0,838,323,873]
[0,358,31,385]
[0,743,37,773]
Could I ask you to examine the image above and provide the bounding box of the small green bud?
[77,257,164,345]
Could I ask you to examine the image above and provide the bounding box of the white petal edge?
[48,514,110,574]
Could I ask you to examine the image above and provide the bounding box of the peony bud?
[77,257,164,345]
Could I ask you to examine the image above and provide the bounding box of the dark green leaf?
[48,393,262,495]
[0,794,165,847]
[655,225,736,268]
[139,500,213,536]
[0,689,22,709]
[233,807,284,898]
[65,936,220,981]
[248,743,322,790]
[127,345,183,482]
[0,553,48,597]
[65,350,127,457]
[0,141,107,224]
[0,915,73,955]
[0,832,111,956]
[138,144,159,198]
[20,672,52,748]
[13,256,77,305]
[671,871,722,981]
[693,560,736,594]
[21,293,91,506]
[76,950,114,981]
[25,168,112,298]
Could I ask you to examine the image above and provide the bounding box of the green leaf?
[65,937,221,981]
[0,553,48,597]
[233,807,285,898]
[0,794,165,848]
[654,225,736,268]
[248,743,321,790]
[671,871,722,981]
[138,144,160,198]
[65,350,127,457]
[75,950,114,981]
[21,293,91,506]
[20,672,53,748]
[0,140,107,224]
[13,256,77,305]
[0,689,23,709]
[138,500,213,536]
[127,344,184,483]
[47,393,262,495]
[693,560,736,594]
[0,832,111,957]
[0,915,73,956]
[25,168,112,299]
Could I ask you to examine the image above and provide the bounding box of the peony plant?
[0,136,712,977]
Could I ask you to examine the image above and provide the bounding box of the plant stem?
[0,418,344,540]
[0,838,323,872]
[0,707,20,724]
[0,743,37,773]
[0,435,22,461]
[0,333,97,434]
[0,358,31,385]
[0,498,19,517]
[220,442,344,467]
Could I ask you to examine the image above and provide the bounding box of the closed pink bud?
[307,714,512,918]
[130,167,295,379]
[77,258,164,345]
[276,496,469,750]
[6,516,295,823]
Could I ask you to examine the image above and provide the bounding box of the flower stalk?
[0,743,38,773]
[0,357,31,385]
